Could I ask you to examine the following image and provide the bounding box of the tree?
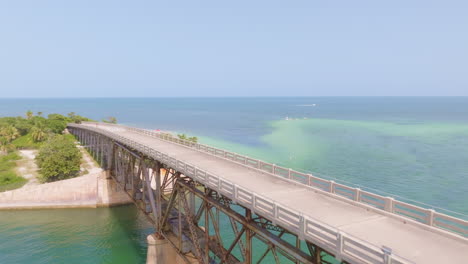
[0,125,19,142]
[36,135,82,182]
[37,112,43,117]
[102,116,117,124]
[31,126,48,142]
[0,137,7,154]
[177,133,198,143]
[14,118,32,135]
[48,113,71,122]
[0,137,14,154]
[26,110,34,120]
[45,119,67,134]
[67,112,93,124]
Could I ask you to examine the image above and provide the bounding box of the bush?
[177,133,198,143]
[102,116,117,124]
[12,134,43,149]
[45,119,67,134]
[36,135,82,182]
[0,152,25,192]
[14,118,33,136]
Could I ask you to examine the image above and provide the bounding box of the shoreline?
[0,171,132,210]
[0,171,133,210]
[0,142,132,210]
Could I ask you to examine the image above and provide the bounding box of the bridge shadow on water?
[105,203,154,264]
[0,206,152,264]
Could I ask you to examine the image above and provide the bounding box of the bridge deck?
[88,124,468,263]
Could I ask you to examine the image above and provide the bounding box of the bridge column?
[105,144,115,180]
[147,234,187,264]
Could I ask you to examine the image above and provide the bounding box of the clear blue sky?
[0,0,467,97]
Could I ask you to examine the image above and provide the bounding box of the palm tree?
[0,137,14,154]
[0,125,19,142]
[26,110,33,120]
[0,137,8,154]
[103,116,117,124]
[31,126,48,142]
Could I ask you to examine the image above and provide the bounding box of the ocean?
[0,97,467,263]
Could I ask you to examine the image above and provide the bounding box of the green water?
[0,206,152,264]
[1,97,468,262]
[200,119,468,216]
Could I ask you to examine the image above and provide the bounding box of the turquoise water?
[0,206,152,263]
[0,97,467,262]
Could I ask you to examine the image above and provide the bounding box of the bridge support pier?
[104,170,112,179]
[70,125,353,264]
[146,234,173,264]
[147,233,197,264]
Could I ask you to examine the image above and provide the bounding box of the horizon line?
[1,95,468,99]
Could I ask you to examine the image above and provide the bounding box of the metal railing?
[70,122,468,263]
[70,123,416,263]
[79,122,468,240]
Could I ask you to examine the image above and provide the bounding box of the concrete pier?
[146,234,176,264]
[73,122,468,264]
[0,171,132,209]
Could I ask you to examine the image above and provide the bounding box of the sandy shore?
[0,145,132,210]
[15,150,40,188]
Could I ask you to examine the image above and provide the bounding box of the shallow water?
[0,97,467,262]
[0,206,152,264]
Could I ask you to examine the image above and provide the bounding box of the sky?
[0,0,467,97]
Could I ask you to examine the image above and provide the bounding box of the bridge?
[67,122,468,264]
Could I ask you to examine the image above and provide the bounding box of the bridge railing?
[70,123,414,264]
[92,122,468,239]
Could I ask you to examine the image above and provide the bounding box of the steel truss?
[69,127,349,264]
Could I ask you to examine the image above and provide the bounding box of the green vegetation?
[36,135,82,182]
[0,111,95,149]
[0,125,20,154]
[102,116,117,124]
[0,111,104,190]
[177,133,198,143]
[11,134,43,149]
[0,152,26,192]
[67,112,93,124]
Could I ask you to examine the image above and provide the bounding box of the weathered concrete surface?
[0,171,132,210]
[146,234,176,264]
[97,171,133,207]
[90,123,468,264]
[146,234,198,264]
[0,138,132,209]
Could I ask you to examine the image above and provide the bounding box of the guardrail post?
[252,194,256,215]
[354,188,361,201]
[298,215,305,240]
[307,174,312,186]
[272,164,276,174]
[427,209,435,226]
[233,185,238,204]
[382,246,392,264]
[288,168,292,179]
[329,180,335,193]
[335,231,344,261]
[384,197,395,212]
[272,204,277,226]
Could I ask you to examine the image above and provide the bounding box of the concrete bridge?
[68,122,468,264]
